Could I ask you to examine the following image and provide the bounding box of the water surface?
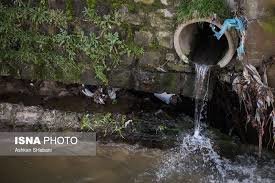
[0,141,275,183]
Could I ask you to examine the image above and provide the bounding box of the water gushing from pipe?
[194,64,211,137]
[150,63,275,183]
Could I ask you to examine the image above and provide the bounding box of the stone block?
[149,12,173,30]
[134,31,153,47]
[109,70,132,89]
[157,31,174,49]
[72,0,86,17]
[134,0,155,5]
[139,51,161,70]
[48,0,66,10]
[125,14,143,25]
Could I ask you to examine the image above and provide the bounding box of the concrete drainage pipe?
[174,19,237,67]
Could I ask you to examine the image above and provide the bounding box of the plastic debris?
[81,88,94,98]
[154,92,175,105]
[124,120,133,128]
[82,85,121,105]
[107,88,120,100]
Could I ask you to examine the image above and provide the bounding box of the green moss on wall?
[160,73,178,90]
[260,17,275,34]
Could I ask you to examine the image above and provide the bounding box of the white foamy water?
[154,132,275,183]
[147,64,275,183]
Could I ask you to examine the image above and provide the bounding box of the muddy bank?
[0,102,243,157]
[0,77,196,148]
[0,76,272,153]
[0,76,241,154]
[0,76,197,116]
[0,102,195,149]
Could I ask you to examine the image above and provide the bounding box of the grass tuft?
[177,0,230,22]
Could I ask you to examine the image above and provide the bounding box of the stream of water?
[193,64,211,137]
[0,64,275,183]
[151,64,275,183]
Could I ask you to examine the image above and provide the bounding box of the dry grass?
[233,61,275,157]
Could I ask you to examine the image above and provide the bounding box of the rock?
[134,0,155,5]
[38,81,72,97]
[0,103,13,123]
[81,69,101,86]
[149,12,172,29]
[118,6,129,20]
[165,53,193,72]
[159,73,181,93]
[166,53,176,62]
[120,55,135,68]
[157,9,174,18]
[125,14,143,25]
[134,31,153,47]
[20,64,35,79]
[157,31,174,49]
[226,0,237,10]
[109,70,132,88]
[72,0,86,17]
[48,0,66,10]
[15,107,42,126]
[167,62,192,72]
[0,78,28,95]
[0,103,80,130]
[139,51,161,70]
[95,2,111,16]
[135,71,157,90]
[39,81,59,96]
[160,0,169,6]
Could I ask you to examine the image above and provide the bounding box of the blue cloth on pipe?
[212,18,245,40]
[211,17,246,59]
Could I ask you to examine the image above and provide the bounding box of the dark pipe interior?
[189,23,229,65]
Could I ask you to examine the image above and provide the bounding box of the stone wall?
[1,0,275,96]
[1,0,197,97]
[96,0,195,96]
[243,0,275,88]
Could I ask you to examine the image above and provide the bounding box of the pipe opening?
[189,23,228,65]
[174,20,236,67]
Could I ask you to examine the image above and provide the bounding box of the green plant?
[66,0,74,20]
[0,1,143,84]
[80,113,129,138]
[177,0,230,22]
[80,114,92,131]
